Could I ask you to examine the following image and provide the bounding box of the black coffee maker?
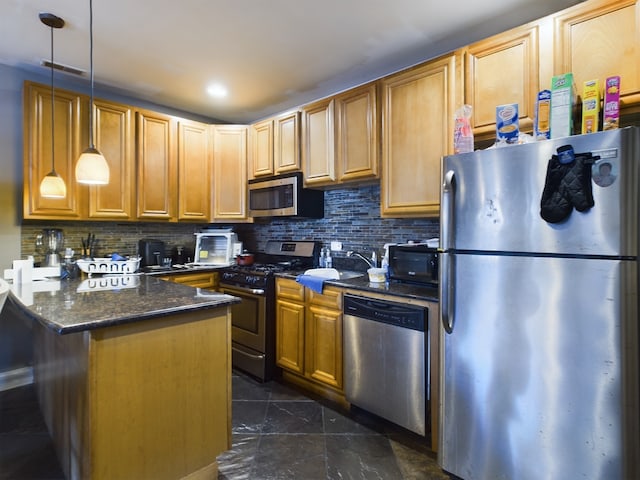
[138,239,166,267]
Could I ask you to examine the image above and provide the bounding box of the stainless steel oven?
[219,282,273,381]
[219,240,319,381]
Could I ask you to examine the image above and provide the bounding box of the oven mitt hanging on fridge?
[540,146,597,223]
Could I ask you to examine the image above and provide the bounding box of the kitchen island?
[7,274,240,480]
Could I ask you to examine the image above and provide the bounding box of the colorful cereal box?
[581,79,600,134]
[534,90,551,140]
[496,103,519,144]
[550,73,577,139]
[603,76,621,130]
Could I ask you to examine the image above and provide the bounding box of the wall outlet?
[330,241,343,251]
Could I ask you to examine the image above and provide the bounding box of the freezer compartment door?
[439,253,638,480]
[441,128,639,256]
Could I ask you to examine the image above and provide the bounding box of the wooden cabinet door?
[335,82,379,183]
[305,304,343,390]
[553,0,640,109]
[305,286,343,390]
[250,119,274,178]
[276,298,306,374]
[178,120,212,222]
[136,110,177,221]
[274,111,301,174]
[301,98,335,186]
[212,125,248,221]
[465,22,541,141]
[381,53,461,217]
[23,81,85,219]
[90,99,134,219]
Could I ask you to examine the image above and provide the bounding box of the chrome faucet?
[346,251,376,269]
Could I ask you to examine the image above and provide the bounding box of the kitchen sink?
[303,268,364,280]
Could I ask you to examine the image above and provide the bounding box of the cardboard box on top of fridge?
[581,79,600,134]
[534,90,551,140]
[550,73,577,139]
[603,76,621,130]
[496,104,519,144]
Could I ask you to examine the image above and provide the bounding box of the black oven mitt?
[540,146,597,223]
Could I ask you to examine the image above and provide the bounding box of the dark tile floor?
[0,371,450,480]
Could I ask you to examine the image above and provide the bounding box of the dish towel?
[296,274,325,293]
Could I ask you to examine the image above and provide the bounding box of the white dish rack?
[76,257,141,275]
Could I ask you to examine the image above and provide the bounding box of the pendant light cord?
[49,24,56,173]
[88,0,95,149]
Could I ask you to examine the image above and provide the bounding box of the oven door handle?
[232,345,265,360]
[220,284,265,295]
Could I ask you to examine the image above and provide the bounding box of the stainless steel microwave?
[248,172,324,218]
[388,243,438,286]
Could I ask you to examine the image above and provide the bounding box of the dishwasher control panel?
[343,294,426,331]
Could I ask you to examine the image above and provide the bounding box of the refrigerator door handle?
[441,170,455,251]
[441,170,456,334]
[440,251,455,334]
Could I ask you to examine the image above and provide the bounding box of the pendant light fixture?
[75,0,110,185]
[39,13,67,199]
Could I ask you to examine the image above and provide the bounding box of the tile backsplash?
[21,184,439,265]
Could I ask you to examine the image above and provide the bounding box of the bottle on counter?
[60,247,78,280]
[319,247,327,268]
[325,249,332,268]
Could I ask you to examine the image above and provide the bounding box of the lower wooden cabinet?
[159,271,219,290]
[275,277,344,399]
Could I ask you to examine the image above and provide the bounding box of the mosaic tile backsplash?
[21,184,439,267]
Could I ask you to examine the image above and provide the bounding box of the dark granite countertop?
[277,272,438,302]
[7,274,240,335]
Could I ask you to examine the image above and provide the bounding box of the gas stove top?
[219,240,319,288]
[224,262,299,276]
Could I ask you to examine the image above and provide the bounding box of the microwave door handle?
[440,170,455,334]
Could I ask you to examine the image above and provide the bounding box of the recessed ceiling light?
[207,83,228,98]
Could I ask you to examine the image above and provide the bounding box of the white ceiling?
[1,0,584,124]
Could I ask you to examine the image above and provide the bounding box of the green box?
[550,73,576,139]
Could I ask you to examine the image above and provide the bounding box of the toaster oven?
[193,231,241,266]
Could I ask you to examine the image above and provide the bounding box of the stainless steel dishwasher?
[343,294,428,436]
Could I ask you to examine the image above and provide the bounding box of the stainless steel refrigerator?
[438,127,639,480]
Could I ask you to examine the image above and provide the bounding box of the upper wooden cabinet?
[465,22,540,141]
[212,125,249,221]
[335,82,379,183]
[273,111,301,174]
[250,110,300,179]
[249,118,274,178]
[177,119,213,222]
[136,110,178,221]
[301,98,335,186]
[552,0,640,110]
[380,52,462,218]
[23,81,85,220]
[89,99,135,220]
[301,83,379,188]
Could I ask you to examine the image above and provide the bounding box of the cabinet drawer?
[276,277,305,301]
[161,272,218,289]
[307,285,342,310]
